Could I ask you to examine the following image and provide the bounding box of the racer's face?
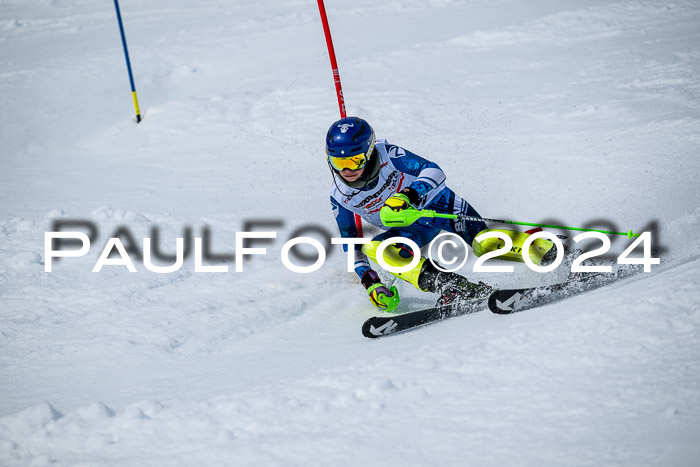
[339,166,365,183]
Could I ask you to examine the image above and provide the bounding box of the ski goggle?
[328,152,368,172]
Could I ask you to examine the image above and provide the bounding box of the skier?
[327,116,554,312]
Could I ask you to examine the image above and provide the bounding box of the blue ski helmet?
[326,117,376,172]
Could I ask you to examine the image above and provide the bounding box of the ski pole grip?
[379,207,458,227]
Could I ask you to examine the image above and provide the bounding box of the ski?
[364,266,641,337]
[487,267,639,314]
[362,300,484,338]
[488,282,572,314]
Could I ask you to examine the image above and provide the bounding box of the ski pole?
[114,0,142,123]
[379,206,641,238]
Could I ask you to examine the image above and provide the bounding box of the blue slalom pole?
[114,0,142,123]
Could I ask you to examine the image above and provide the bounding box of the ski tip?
[362,317,399,338]
[361,319,380,339]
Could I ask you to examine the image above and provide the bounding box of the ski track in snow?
[1,0,700,465]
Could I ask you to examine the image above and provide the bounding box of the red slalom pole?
[317,0,346,118]
[317,0,363,237]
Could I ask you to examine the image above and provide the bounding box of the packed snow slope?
[1,0,700,465]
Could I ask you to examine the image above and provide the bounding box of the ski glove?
[362,270,400,312]
[383,187,419,212]
[367,283,399,311]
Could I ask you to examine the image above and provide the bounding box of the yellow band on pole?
[131,91,141,121]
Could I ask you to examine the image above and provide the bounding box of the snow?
[1,0,699,465]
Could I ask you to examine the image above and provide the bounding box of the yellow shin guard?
[361,241,426,290]
[471,229,554,265]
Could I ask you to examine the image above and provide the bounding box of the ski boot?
[417,261,492,308]
[540,237,572,267]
